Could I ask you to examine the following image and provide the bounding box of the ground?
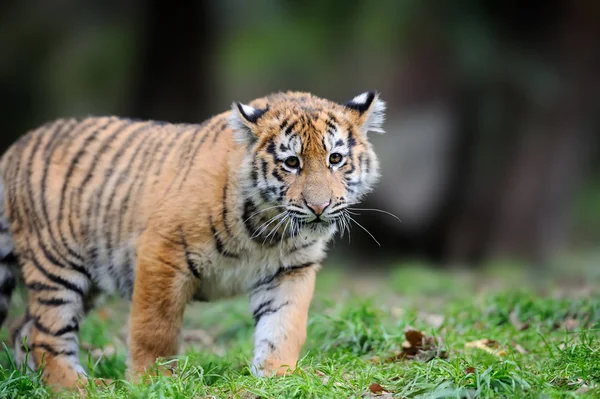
[1,254,599,398]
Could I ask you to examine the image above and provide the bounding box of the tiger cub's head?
[230,91,385,238]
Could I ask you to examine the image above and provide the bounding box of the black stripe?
[37,119,90,267]
[37,297,72,306]
[103,128,154,268]
[77,120,131,199]
[179,228,201,279]
[178,123,215,190]
[266,139,276,155]
[77,120,132,230]
[328,113,340,126]
[22,125,51,233]
[253,301,290,325]
[154,124,203,198]
[272,168,284,182]
[210,121,228,147]
[325,118,336,132]
[251,262,314,291]
[209,217,238,258]
[153,124,188,178]
[251,299,273,321]
[285,121,297,136]
[34,316,78,337]
[30,342,76,357]
[117,129,161,244]
[260,159,269,182]
[279,143,289,152]
[279,119,289,131]
[221,179,233,237]
[27,282,60,291]
[5,132,37,228]
[57,119,115,262]
[38,237,91,280]
[90,123,152,262]
[26,250,84,296]
[126,134,166,234]
[157,255,184,274]
[171,125,199,175]
[19,121,93,281]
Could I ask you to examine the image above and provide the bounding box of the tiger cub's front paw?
[252,354,297,377]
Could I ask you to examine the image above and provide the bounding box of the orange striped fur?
[0,91,385,390]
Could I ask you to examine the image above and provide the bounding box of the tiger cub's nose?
[305,200,331,216]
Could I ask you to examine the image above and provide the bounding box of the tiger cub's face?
[230,91,386,237]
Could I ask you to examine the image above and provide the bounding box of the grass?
[1,255,599,398]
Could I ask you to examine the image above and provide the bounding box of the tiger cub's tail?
[0,166,17,329]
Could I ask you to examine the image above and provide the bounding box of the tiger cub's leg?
[127,235,197,379]
[249,264,317,376]
[19,256,90,389]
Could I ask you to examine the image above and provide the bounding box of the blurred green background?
[1,0,599,268]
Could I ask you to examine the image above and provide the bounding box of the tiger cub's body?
[0,91,385,390]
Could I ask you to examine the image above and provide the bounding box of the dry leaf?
[509,311,530,331]
[388,328,448,362]
[465,339,506,356]
[369,383,384,394]
[465,367,476,374]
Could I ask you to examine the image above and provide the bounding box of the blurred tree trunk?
[129,0,218,122]
[355,0,599,266]
[447,1,600,264]
[486,1,600,261]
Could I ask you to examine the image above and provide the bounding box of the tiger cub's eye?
[284,156,300,169]
[329,153,343,165]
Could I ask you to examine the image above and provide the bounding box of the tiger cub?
[0,91,385,389]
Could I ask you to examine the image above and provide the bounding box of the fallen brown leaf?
[369,383,384,394]
[387,328,448,362]
[465,339,506,356]
[465,367,476,374]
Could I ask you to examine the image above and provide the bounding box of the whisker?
[264,214,289,244]
[347,214,380,246]
[252,212,286,239]
[243,205,286,223]
[347,207,402,223]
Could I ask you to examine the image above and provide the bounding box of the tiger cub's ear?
[344,91,386,134]
[229,102,269,144]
